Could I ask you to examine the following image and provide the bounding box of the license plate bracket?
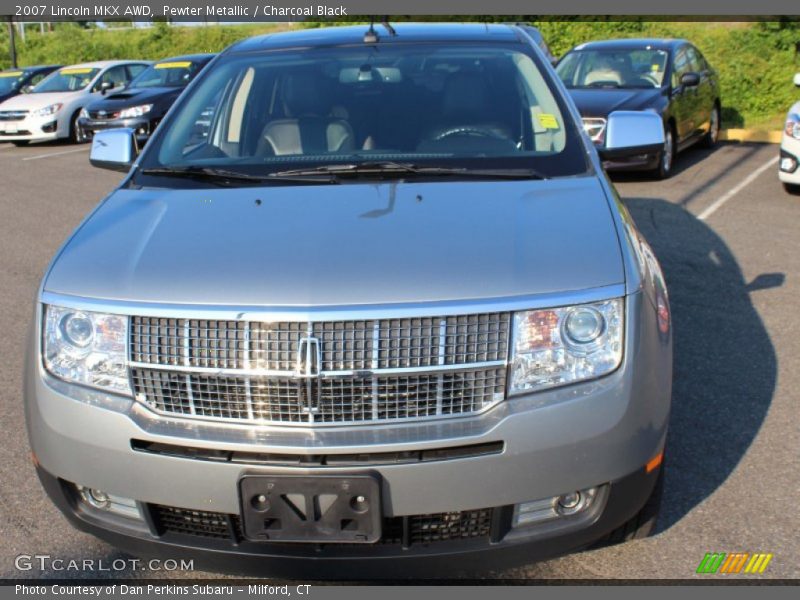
[239,473,382,543]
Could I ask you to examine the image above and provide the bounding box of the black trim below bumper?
[36,464,661,579]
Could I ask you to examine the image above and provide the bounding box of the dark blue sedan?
[557,38,721,178]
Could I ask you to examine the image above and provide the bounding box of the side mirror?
[21,85,34,94]
[99,81,114,95]
[89,128,138,172]
[598,111,665,161]
[794,73,800,87]
[680,72,700,87]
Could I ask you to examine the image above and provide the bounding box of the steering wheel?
[432,126,508,142]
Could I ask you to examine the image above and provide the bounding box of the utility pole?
[7,17,18,68]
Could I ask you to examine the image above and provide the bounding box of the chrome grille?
[0,110,28,122]
[130,314,510,426]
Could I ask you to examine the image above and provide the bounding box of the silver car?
[25,23,672,577]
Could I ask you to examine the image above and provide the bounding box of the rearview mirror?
[794,73,800,87]
[680,72,700,87]
[89,128,138,172]
[598,111,665,161]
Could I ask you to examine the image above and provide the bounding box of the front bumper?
[601,148,661,172]
[37,463,661,578]
[25,290,671,575]
[78,116,155,141]
[779,135,800,185]
[0,113,63,142]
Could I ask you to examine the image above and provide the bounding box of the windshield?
[130,60,206,89]
[136,42,587,185]
[0,70,26,94]
[557,48,669,89]
[34,67,100,93]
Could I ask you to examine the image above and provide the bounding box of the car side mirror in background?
[598,111,665,161]
[89,129,138,172]
[20,85,33,94]
[680,72,701,87]
[794,73,800,87]
[99,81,114,95]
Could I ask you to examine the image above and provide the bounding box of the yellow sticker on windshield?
[60,68,94,75]
[652,64,660,71]
[0,71,24,78]
[537,113,560,129]
[155,62,192,69]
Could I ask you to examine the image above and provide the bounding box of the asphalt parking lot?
[0,139,798,581]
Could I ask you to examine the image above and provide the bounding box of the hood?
[0,90,81,111]
[45,177,625,307]
[0,90,18,104]
[86,86,182,113]
[568,87,664,118]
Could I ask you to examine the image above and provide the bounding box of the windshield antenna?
[364,20,379,43]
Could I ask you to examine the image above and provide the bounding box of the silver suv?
[26,23,672,578]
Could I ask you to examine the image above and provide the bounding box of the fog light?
[513,487,599,527]
[78,486,109,509]
[780,156,797,173]
[41,121,57,133]
[558,492,581,510]
[75,485,142,520]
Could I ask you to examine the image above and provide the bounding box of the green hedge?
[1,20,798,128]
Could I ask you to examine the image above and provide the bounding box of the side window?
[127,64,148,81]
[671,49,689,87]
[685,47,703,73]
[98,66,128,90]
[28,73,47,86]
[693,48,710,72]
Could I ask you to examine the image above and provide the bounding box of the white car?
[0,60,150,146]
[779,72,800,193]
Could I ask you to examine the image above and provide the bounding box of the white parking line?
[697,156,779,221]
[21,147,90,161]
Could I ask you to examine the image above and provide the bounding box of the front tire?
[701,103,720,148]
[596,468,664,546]
[653,124,675,180]
[70,112,87,144]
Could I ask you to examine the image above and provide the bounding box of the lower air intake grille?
[151,505,231,539]
[150,504,496,546]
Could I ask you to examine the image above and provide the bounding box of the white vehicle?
[0,60,150,145]
[779,73,800,194]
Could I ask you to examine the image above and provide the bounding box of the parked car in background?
[0,65,62,104]
[779,73,800,194]
[78,54,215,144]
[0,60,150,145]
[556,39,721,178]
[28,24,672,577]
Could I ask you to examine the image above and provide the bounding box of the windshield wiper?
[269,161,548,180]
[139,166,336,186]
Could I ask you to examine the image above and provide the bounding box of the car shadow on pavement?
[624,196,778,533]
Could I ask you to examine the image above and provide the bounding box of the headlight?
[118,104,153,119]
[785,115,800,140]
[509,298,623,395]
[32,103,63,117]
[43,305,130,394]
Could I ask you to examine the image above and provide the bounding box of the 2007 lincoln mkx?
[25,23,672,577]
